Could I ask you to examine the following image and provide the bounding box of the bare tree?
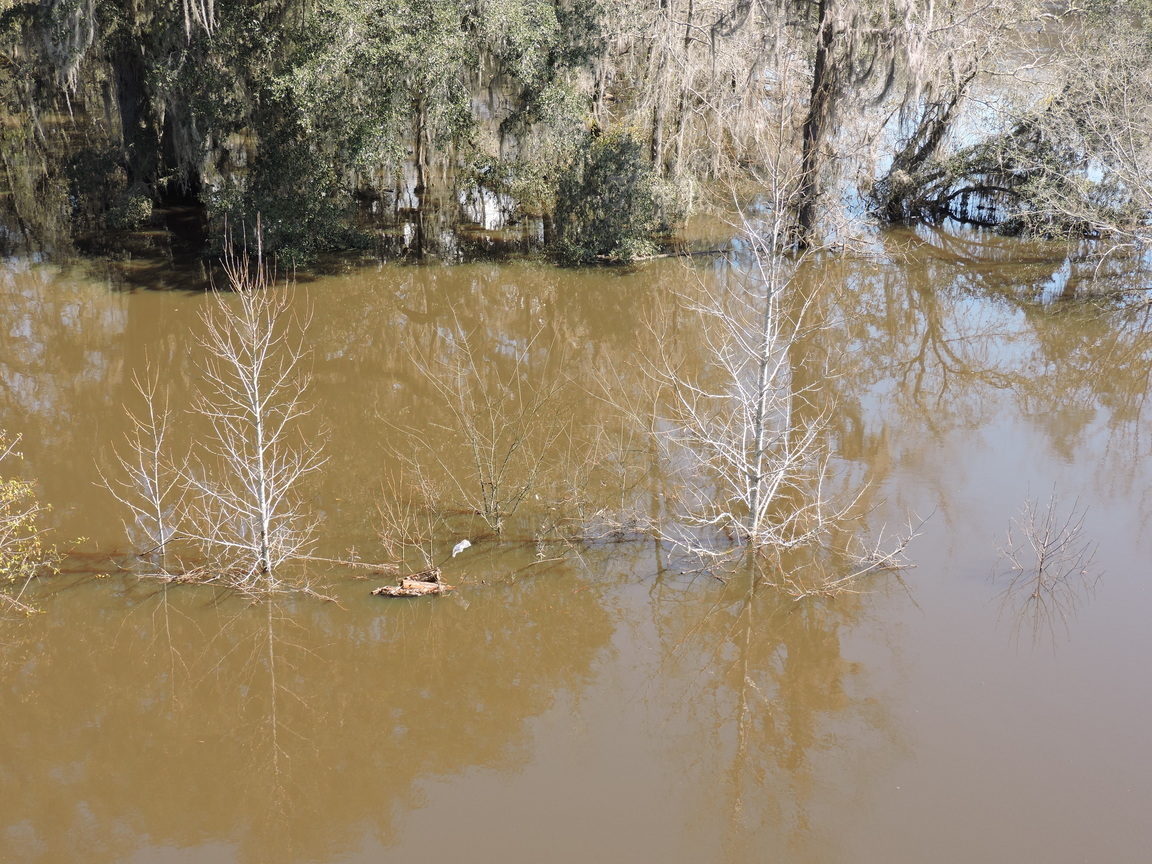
[105,237,326,593]
[1005,13,1152,250]
[994,491,1101,650]
[376,462,447,570]
[102,372,186,578]
[181,243,327,590]
[640,77,850,561]
[594,63,918,593]
[871,2,1152,272]
[654,235,833,551]
[402,322,570,537]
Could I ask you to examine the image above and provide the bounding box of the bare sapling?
[403,322,570,538]
[994,491,1100,649]
[102,371,186,578]
[376,462,447,571]
[649,249,842,552]
[182,240,327,590]
[624,68,911,592]
[107,234,327,593]
[643,104,848,558]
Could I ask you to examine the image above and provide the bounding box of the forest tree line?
[1,0,1151,262]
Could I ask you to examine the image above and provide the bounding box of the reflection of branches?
[647,567,902,860]
[0,562,615,863]
[878,234,1026,429]
[994,492,1100,650]
[636,239,925,597]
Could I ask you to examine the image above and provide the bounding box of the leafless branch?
[103,231,327,594]
[181,242,327,590]
[402,319,570,536]
[101,370,188,578]
[994,491,1101,650]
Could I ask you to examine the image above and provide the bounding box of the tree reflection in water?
[645,555,908,862]
[832,227,1152,642]
[0,565,613,864]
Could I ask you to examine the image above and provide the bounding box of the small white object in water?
[452,539,472,558]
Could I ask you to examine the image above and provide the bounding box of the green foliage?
[66,146,122,215]
[58,144,154,232]
[0,15,73,251]
[0,0,619,258]
[552,129,671,264]
[464,80,587,213]
[106,191,153,230]
[0,432,58,590]
[480,0,603,88]
[206,108,362,263]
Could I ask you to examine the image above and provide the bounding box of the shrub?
[0,432,58,596]
[552,129,670,264]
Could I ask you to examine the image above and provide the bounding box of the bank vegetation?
[0,1,1148,265]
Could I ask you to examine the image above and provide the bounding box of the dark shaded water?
[1,229,1151,862]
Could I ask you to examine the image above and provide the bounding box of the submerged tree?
[102,372,184,577]
[183,244,326,588]
[401,321,570,537]
[626,51,839,558]
[655,239,832,551]
[994,492,1101,650]
[622,66,917,589]
[108,236,325,591]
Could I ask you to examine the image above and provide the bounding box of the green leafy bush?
[552,130,670,264]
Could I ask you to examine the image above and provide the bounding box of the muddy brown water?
[2,229,1151,863]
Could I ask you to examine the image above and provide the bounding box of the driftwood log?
[371,567,454,597]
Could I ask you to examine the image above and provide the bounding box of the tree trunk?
[413,97,428,198]
[651,102,664,174]
[796,0,836,246]
[112,38,158,190]
[671,0,696,177]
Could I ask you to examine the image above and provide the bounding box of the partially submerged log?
[371,567,454,597]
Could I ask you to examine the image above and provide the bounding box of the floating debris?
[371,567,454,597]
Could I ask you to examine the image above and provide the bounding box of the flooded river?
[2,228,1151,863]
